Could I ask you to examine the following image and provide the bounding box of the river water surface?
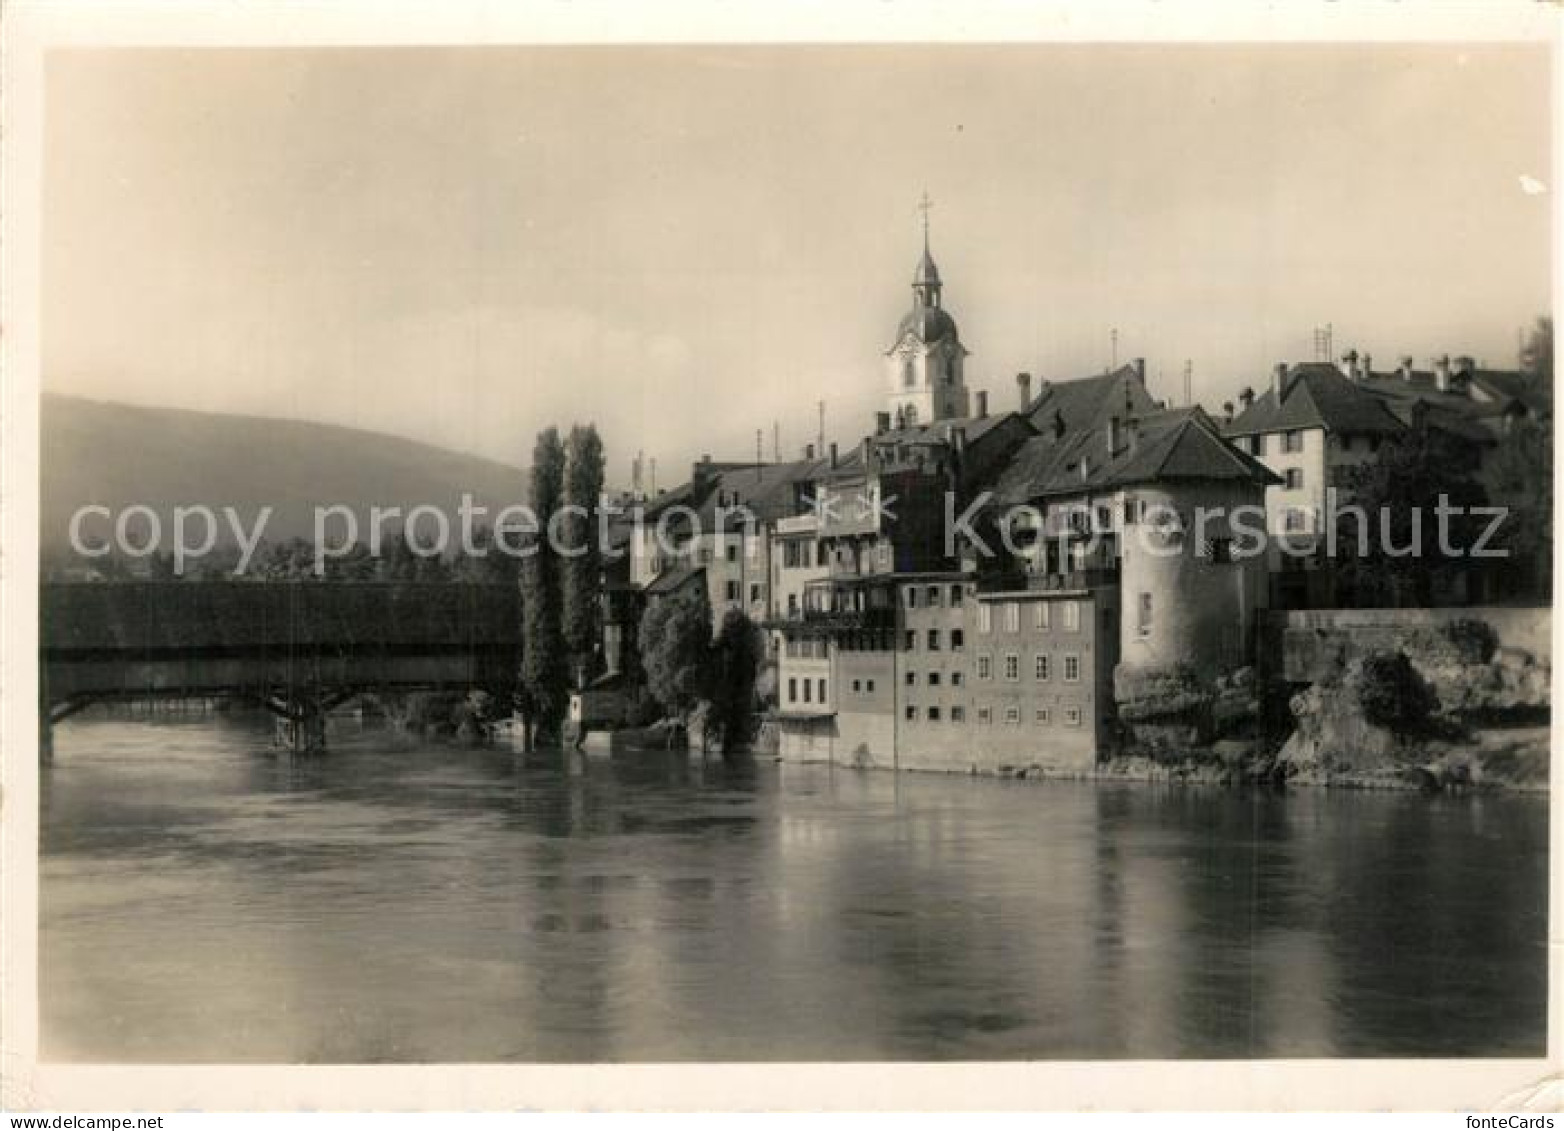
[41,713,1547,1062]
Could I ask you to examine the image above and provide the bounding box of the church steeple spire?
[885,194,969,425]
[912,191,941,309]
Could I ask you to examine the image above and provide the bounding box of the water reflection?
[40,713,1547,1062]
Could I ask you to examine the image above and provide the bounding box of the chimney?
[1016,372,1032,411]
[692,454,716,497]
[1434,355,1451,393]
[1338,349,1358,379]
[1238,386,1255,411]
[1360,352,1372,381]
[1132,357,1146,383]
[975,390,989,418]
[1399,355,1415,381]
[1272,363,1288,400]
[828,442,838,468]
[875,411,891,434]
[1051,409,1066,439]
[1222,400,1234,425]
[1107,415,1121,456]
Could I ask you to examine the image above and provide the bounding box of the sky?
[44,43,1552,486]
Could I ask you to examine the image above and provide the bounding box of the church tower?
[885,196,970,427]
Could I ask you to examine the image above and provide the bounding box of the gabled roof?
[1225,363,1405,438]
[645,564,704,595]
[1023,364,1158,436]
[989,407,1278,506]
[643,459,822,526]
[874,410,1019,449]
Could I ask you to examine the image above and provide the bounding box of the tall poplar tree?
[520,427,568,745]
[562,424,606,685]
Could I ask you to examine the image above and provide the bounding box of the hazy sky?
[44,44,1551,484]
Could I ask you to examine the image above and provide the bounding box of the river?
[40,712,1547,1062]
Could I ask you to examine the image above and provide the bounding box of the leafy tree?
[1487,414,1553,598]
[638,586,713,735]
[1519,315,1553,415]
[708,606,763,758]
[521,427,569,745]
[562,424,606,685]
[1335,424,1489,606]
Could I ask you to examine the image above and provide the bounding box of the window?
[928,672,942,686]
[905,588,918,609]
[1249,435,1264,457]
[926,585,941,607]
[1034,602,1050,631]
[1284,468,1304,490]
[851,679,861,693]
[978,604,993,633]
[928,706,941,722]
[1062,601,1080,632]
[977,654,993,680]
[905,630,917,651]
[1004,653,1020,681]
[865,680,875,693]
[1285,508,1309,532]
[1004,706,1021,725]
[1207,537,1232,564]
[951,628,965,652]
[1035,654,1050,681]
[788,678,797,702]
[905,705,917,721]
[802,680,812,703]
[726,544,738,563]
[1004,603,1020,633]
[1034,708,1051,726]
[1283,429,1304,454]
[1064,654,1081,682]
[906,670,916,686]
[976,706,993,725]
[927,629,941,651]
[1137,592,1152,637]
[951,706,965,723]
[951,671,963,687]
[749,583,761,603]
[1064,706,1082,727]
[725,580,740,601]
[949,584,963,606]
[818,679,827,703]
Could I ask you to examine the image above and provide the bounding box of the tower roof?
[912,247,942,288]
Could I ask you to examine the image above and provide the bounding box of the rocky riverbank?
[1105,616,1551,793]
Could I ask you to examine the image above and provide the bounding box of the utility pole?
[1110,328,1119,372]
[817,400,825,458]
[773,421,780,463]
[1183,359,1193,407]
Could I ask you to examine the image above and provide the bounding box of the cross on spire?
[918,190,934,250]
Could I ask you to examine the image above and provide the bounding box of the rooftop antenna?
[1110,328,1119,372]
[650,457,657,497]
[917,190,934,252]
[772,421,780,463]
[817,399,825,458]
[756,429,763,479]
[1183,359,1193,406]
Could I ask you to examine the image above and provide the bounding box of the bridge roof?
[41,581,521,654]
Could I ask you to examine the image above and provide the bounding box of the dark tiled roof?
[1023,364,1159,435]
[646,565,704,595]
[989,408,1277,506]
[643,459,822,525]
[1225,363,1405,438]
